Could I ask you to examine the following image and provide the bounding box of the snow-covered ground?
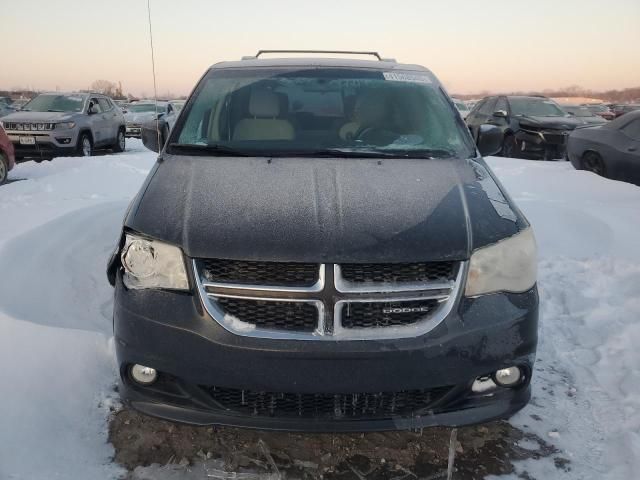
[0,143,638,479]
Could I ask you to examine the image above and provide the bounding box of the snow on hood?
[124,155,525,262]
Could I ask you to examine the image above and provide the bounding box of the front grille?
[204,386,452,419]
[197,259,462,339]
[341,299,441,329]
[216,297,318,332]
[4,122,54,131]
[340,262,457,284]
[542,132,568,145]
[202,258,319,287]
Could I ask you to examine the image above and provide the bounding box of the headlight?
[55,122,76,130]
[121,233,189,290]
[465,227,537,297]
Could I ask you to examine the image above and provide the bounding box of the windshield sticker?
[383,72,432,84]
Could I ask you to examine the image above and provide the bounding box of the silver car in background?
[124,101,168,138]
[1,93,126,161]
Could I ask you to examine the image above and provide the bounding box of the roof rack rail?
[242,50,396,62]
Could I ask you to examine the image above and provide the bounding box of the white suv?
[1,92,126,161]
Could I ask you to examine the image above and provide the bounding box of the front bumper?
[125,125,142,138]
[7,131,78,159]
[515,129,570,160]
[113,275,538,431]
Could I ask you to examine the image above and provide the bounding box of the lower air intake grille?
[202,259,319,287]
[340,262,457,284]
[215,297,318,332]
[341,299,441,328]
[204,386,451,419]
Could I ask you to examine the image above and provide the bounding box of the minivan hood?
[1,111,75,122]
[125,156,525,263]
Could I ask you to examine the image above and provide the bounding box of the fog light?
[130,364,157,385]
[493,366,523,387]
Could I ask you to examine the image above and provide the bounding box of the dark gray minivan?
[108,51,538,431]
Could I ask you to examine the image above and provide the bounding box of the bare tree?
[89,80,117,97]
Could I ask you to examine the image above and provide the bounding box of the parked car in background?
[452,98,470,119]
[0,97,15,118]
[114,99,129,111]
[466,95,581,160]
[563,105,607,125]
[0,122,16,184]
[1,92,126,161]
[124,101,168,138]
[568,110,640,185]
[143,100,186,147]
[110,51,538,432]
[10,98,30,110]
[583,104,615,121]
[611,104,640,118]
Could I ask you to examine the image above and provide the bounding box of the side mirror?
[141,123,161,153]
[492,110,507,118]
[476,124,503,157]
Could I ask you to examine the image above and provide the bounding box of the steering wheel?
[354,126,399,145]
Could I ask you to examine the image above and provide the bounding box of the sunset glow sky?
[2,0,639,97]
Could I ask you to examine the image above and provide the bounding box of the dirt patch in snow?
[110,408,569,479]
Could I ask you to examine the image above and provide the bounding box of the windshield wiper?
[269,148,456,159]
[168,145,458,159]
[168,143,252,156]
[47,109,64,112]
[270,148,402,159]
[374,148,457,159]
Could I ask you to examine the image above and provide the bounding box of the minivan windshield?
[509,97,567,117]
[22,94,86,112]
[172,68,475,158]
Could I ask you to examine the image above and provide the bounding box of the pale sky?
[2,0,639,96]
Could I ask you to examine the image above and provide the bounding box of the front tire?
[0,154,8,185]
[581,151,606,177]
[77,133,93,157]
[113,128,126,153]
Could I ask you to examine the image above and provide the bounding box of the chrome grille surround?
[194,260,466,341]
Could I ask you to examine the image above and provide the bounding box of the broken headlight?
[465,227,537,297]
[121,233,189,290]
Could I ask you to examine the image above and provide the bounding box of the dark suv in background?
[109,51,538,432]
[466,95,581,160]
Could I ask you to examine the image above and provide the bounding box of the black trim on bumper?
[13,142,76,159]
[122,379,531,432]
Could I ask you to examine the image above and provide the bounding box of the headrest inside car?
[249,89,280,118]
